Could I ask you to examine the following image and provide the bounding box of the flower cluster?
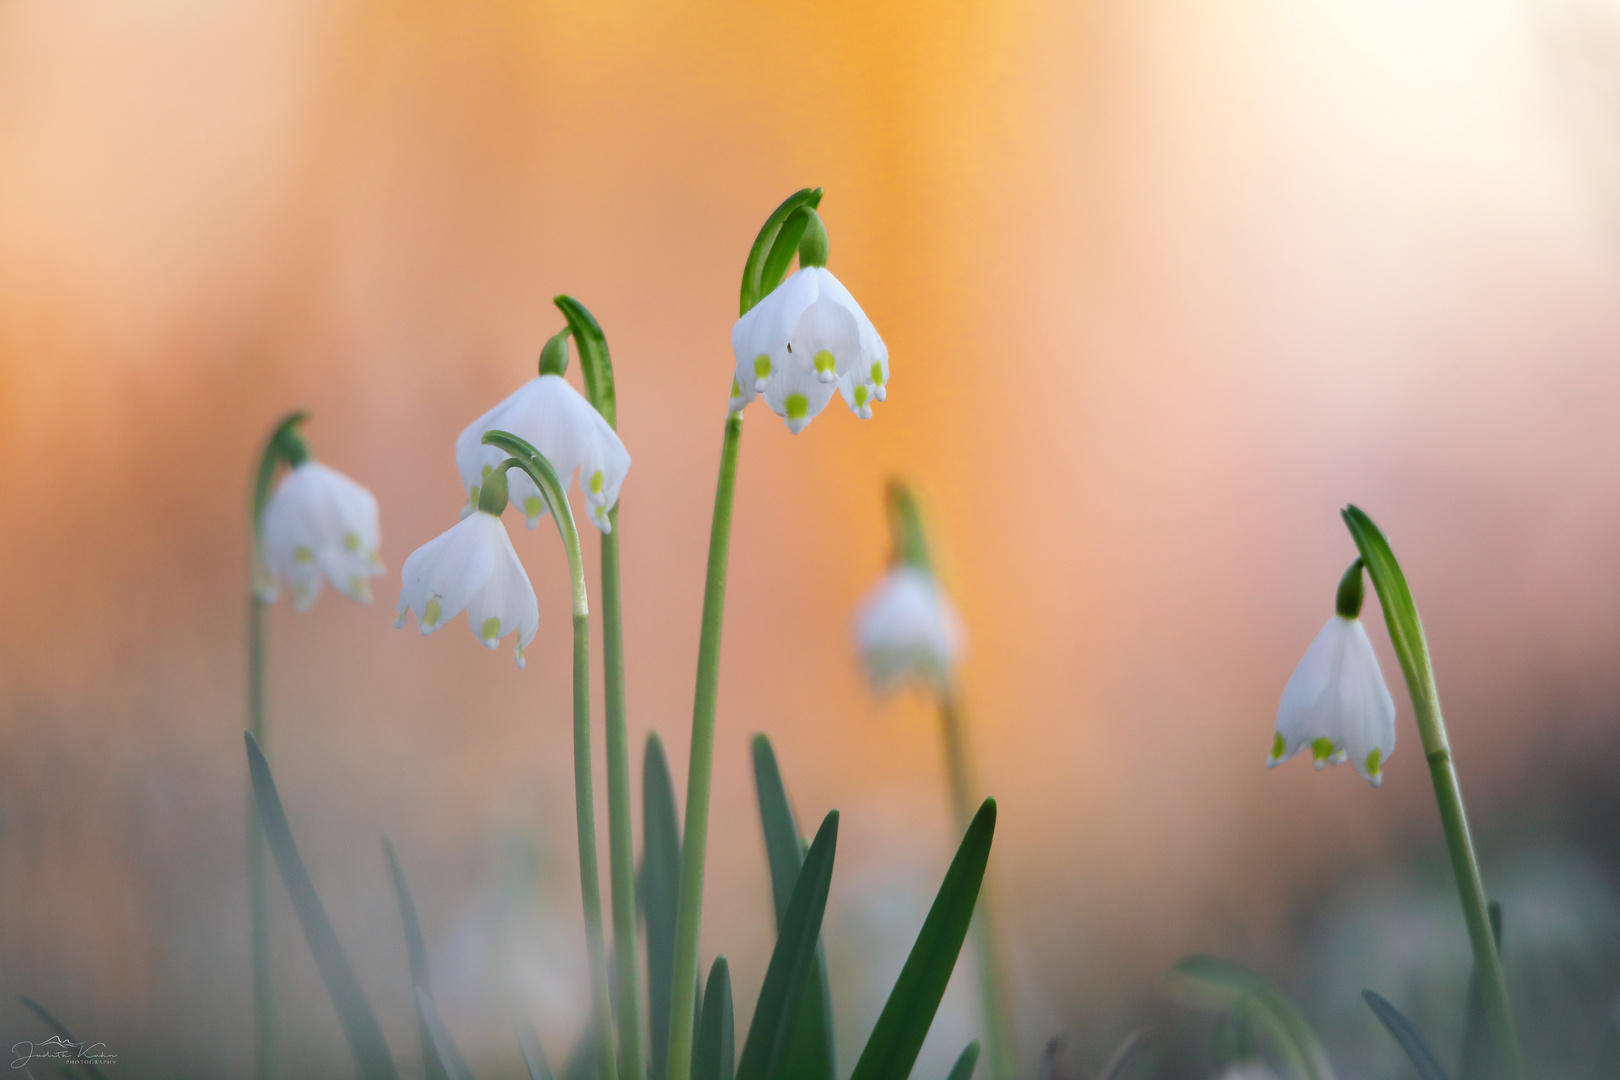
[258,440,385,612]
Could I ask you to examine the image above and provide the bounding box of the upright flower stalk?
[555,295,646,1080]
[860,483,1016,1080]
[480,430,619,1080]
[670,186,890,1080]
[1340,505,1523,1080]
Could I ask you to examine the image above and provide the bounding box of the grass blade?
[384,836,450,1080]
[244,732,398,1080]
[415,988,477,1080]
[645,733,682,1080]
[693,957,735,1080]
[735,811,840,1080]
[1099,1031,1148,1080]
[751,735,836,1080]
[19,996,111,1080]
[517,1018,559,1080]
[1167,955,1334,1080]
[849,798,997,1080]
[564,1024,599,1080]
[1461,901,1503,1080]
[1363,990,1450,1080]
[944,1042,981,1080]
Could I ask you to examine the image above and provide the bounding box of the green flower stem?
[484,433,617,1080]
[601,511,646,1080]
[248,592,276,1080]
[1343,506,1522,1080]
[938,687,1015,1080]
[667,411,744,1080]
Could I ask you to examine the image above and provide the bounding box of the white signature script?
[11,1035,116,1068]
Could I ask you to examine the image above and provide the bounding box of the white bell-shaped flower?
[855,567,965,692]
[456,374,630,534]
[1269,614,1397,784]
[260,461,383,611]
[394,510,540,668]
[730,266,888,433]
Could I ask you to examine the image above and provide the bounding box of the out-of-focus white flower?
[1269,614,1396,785]
[729,266,888,433]
[855,567,964,692]
[456,374,630,534]
[394,511,539,668]
[260,461,383,611]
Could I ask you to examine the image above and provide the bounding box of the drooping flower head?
[854,482,964,692]
[729,207,888,433]
[395,468,540,668]
[256,415,384,611]
[1269,558,1396,784]
[457,329,631,534]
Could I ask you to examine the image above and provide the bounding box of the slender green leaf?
[944,1042,980,1080]
[1461,902,1503,1080]
[751,734,836,1080]
[563,1025,598,1080]
[19,996,111,1080]
[1341,505,1436,716]
[693,957,735,1080]
[554,295,616,428]
[1167,955,1334,1080]
[384,836,449,1080]
[645,732,683,1080]
[739,189,824,315]
[415,988,477,1080]
[735,811,840,1080]
[1363,991,1450,1080]
[1099,1031,1148,1080]
[850,798,997,1080]
[244,733,398,1080]
[517,1018,559,1080]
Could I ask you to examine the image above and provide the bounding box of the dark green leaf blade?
[415,988,477,1080]
[751,734,836,1080]
[384,836,448,1080]
[944,1042,981,1080]
[1167,955,1335,1080]
[645,733,682,1080]
[740,189,824,315]
[849,798,997,1080]
[693,956,735,1080]
[244,732,398,1080]
[1461,901,1503,1080]
[1363,990,1450,1080]
[735,811,840,1080]
[517,1018,559,1080]
[19,996,112,1080]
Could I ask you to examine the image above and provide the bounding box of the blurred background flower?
[2,0,1620,1074]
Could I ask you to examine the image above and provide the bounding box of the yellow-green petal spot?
[871,361,885,385]
[524,496,544,519]
[731,377,741,397]
[854,385,868,407]
[1271,732,1285,760]
[481,616,501,642]
[469,484,480,506]
[754,354,772,380]
[590,470,603,495]
[344,530,361,552]
[814,349,836,376]
[482,463,493,478]
[1365,748,1382,777]
[348,575,369,599]
[784,393,809,420]
[423,598,442,628]
[294,546,315,565]
[1311,737,1335,762]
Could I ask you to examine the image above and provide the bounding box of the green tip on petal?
[423,598,442,630]
[1270,732,1286,762]
[755,355,771,380]
[294,546,315,565]
[524,496,544,519]
[814,349,836,375]
[1365,748,1382,780]
[1312,736,1335,763]
[784,393,809,421]
[590,470,603,495]
[481,616,501,643]
[871,361,884,385]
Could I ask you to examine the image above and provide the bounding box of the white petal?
[788,293,862,384]
[732,269,820,404]
[464,523,541,665]
[1271,615,1395,784]
[855,568,965,691]
[395,512,503,635]
[261,462,383,609]
[1334,619,1397,783]
[760,361,840,434]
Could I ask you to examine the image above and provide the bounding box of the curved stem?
[602,511,646,1080]
[667,411,743,1080]
[939,687,1016,1080]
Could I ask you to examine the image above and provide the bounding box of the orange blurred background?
[3,0,1620,1074]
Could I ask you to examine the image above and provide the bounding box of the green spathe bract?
[1340,504,1523,1080]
